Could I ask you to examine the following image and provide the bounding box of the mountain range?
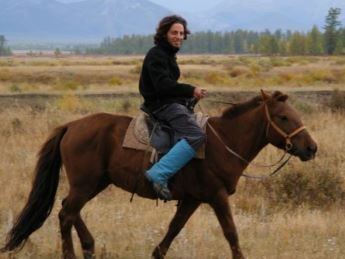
[0,0,344,42]
[0,0,172,42]
[201,0,345,32]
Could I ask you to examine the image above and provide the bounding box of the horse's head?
[261,90,317,161]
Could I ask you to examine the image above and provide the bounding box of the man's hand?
[193,87,207,100]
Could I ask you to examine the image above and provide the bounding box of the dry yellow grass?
[0,95,344,258]
[1,55,345,94]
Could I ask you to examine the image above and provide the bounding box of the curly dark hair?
[154,15,191,45]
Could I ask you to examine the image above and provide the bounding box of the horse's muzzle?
[294,142,318,161]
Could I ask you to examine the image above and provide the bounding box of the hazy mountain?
[0,0,172,41]
[203,0,345,31]
[0,0,344,43]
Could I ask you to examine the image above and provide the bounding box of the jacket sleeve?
[147,51,195,98]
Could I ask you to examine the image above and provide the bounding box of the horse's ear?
[272,91,288,102]
[260,89,270,101]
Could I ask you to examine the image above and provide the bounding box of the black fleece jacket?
[139,40,195,112]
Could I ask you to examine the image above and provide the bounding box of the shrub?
[328,89,345,111]
[262,164,345,209]
[109,76,124,86]
[112,59,140,65]
[109,97,140,114]
[178,57,216,65]
[270,57,290,67]
[292,99,316,114]
[199,58,217,65]
[22,83,39,92]
[11,118,24,133]
[277,72,293,83]
[0,69,11,81]
[9,84,22,92]
[121,99,131,113]
[238,56,251,66]
[309,70,337,84]
[257,59,273,72]
[226,58,247,67]
[249,63,261,75]
[331,59,345,65]
[182,70,204,81]
[228,66,250,78]
[204,71,228,84]
[63,80,79,90]
[0,59,15,66]
[56,95,82,112]
[286,56,312,65]
[129,63,142,74]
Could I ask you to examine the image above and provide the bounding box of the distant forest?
[85,8,345,56]
[1,8,344,56]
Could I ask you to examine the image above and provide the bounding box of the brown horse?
[2,90,317,259]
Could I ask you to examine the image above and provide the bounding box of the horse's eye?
[279,115,288,121]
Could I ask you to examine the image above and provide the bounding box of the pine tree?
[289,32,307,55]
[0,35,12,56]
[54,48,62,57]
[334,28,345,54]
[307,25,323,55]
[324,7,342,55]
[0,35,5,50]
[258,31,279,55]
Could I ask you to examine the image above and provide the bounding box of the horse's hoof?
[83,250,95,259]
[152,246,165,259]
[63,253,77,259]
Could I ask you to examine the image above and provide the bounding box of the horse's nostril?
[307,144,317,154]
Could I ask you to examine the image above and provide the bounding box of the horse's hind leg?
[152,199,200,259]
[73,180,110,259]
[59,190,89,259]
[74,214,95,259]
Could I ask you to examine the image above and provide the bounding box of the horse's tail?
[1,125,67,252]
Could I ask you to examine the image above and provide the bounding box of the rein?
[198,97,306,180]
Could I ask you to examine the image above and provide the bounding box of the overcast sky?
[57,0,224,12]
[149,0,223,12]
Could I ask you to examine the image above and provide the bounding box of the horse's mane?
[221,95,262,119]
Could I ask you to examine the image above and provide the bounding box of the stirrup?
[152,182,172,201]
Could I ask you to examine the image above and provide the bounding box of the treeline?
[0,35,12,56]
[86,7,345,56]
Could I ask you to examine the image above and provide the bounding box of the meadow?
[0,54,345,258]
[0,54,345,94]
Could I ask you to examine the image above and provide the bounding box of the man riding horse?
[139,15,207,200]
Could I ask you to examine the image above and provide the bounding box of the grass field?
[1,55,345,94]
[0,55,344,258]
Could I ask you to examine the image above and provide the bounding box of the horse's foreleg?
[210,192,244,259]
[152,199,200,259]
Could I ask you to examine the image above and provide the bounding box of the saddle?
[122,111,208,160]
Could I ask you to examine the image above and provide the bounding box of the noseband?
[263,102,306,151]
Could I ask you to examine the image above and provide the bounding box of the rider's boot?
[145,139,196,200]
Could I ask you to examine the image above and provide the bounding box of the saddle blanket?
[122,111,209,160]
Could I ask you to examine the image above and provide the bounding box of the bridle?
[263,101,306,152]
[204,95,307,179]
